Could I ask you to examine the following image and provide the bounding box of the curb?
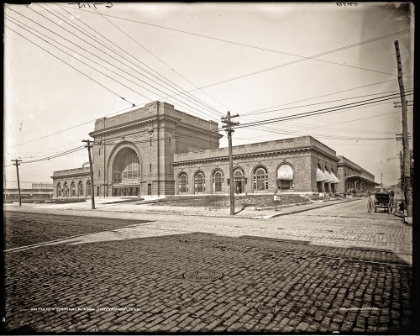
[268,198,361,218]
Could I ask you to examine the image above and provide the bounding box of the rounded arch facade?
[106,141,143,185]
[193,170,206,194]
[211,168,224,193]
[177,171,189,194]
[252,164,269,192]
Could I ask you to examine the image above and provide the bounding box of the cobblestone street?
[3,199,414,333]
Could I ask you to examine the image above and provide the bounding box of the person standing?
[388,190,395,213]
[367,191,376,213]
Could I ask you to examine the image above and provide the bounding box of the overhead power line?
[241,88,413,117]
[235,91,413,130]
[47,3,224,118]
[58,4,406,77]
[54,3,228,115]
[242,75,413,116]
[20,146,86,165]
[6,6,215,120]
[5,16,156,101]
[5,25,136,106]
[29,4,222,120]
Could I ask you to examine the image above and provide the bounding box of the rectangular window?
[169,138,171,145]
[149,164,152,173]
[99,149,101,156]
[99,170,100,178]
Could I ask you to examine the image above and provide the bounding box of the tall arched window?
[70,182,76,197]
[78,181,84,197]
[113,148,140,183]
[178,173,188,193]
[57,183,61,197]
[253,167,268,191]
[213,171,223,192]
[86,181,91,196]
[63,182,69,198]
[194,172,205,193]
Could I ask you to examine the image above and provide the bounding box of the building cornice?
[90,115,222,138]
[52,171,90,179]
[173,146,338,166]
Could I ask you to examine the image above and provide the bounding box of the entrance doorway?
[235,181,243,194]
[147,183,152,195]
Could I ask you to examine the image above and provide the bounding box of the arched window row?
[177,164,299,193]
[56,180,91,197]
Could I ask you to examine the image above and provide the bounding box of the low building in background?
[51,101,378,198]
[3,183,53,201]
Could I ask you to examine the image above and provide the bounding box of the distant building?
[3,183,53,201]
[51,101,378,198]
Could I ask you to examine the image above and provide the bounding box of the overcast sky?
[4,2,414,188]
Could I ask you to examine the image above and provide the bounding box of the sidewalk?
[4,197,359,219]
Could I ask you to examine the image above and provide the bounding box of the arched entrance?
[111,147,141,197]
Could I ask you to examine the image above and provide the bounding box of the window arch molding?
[252,164,269,192]
[211,168,224,193]
[177,171,189,193]
[107,141,142,183]
[275,162,295,176]
[193,170,206,193]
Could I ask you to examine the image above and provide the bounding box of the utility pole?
[12,159,22,206]
[221,111,240,215]
[394,40,412,217]
[82,139,95,209]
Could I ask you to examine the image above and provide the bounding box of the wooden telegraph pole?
[221,111,239,215]
[394,40,412,217]
[12,159,22,206]
[82,139,95,209]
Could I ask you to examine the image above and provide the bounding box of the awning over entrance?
[323,170,335,183]
[316,168,327,182]
[330,171,340,183]
[277,165,293,180]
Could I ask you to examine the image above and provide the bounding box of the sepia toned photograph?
[3,2,415,334]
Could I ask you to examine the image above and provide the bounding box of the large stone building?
[52,101,378,198]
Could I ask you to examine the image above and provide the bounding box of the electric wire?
[235,92,413,130]
[5,25,136,106]
[5,16,156,102]
[58,4,407,77]
[241,88,413,117]
[85,5,234,114]
[54,3,228,116]
[241,75,413,116]
[30,4,222,120]
[6,6,216,120]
